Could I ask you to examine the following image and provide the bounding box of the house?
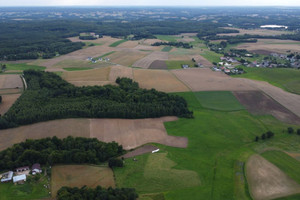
[13,174,26,184]
[32,163,42,175]
[1,171,13,183]
[182,64,189,69]
[16,166,30,173]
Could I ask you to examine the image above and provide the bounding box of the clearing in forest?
[51,165,115,197]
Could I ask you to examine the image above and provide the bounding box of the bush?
[297,129,300,135]
[0,95,2,103]
[288,127,294,134]
[108,158,124,168]
[261,133,266,140]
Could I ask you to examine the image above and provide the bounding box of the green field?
[109,39,128,47]
[161,46,173,52]
[114,91,300,200]
[194,91,245,111]
[200,50,223,63]
[233,67,300,95]
[261,150,300,184]
[63,67,93,71]
[155,35,180,42]
[165,60,195,69]
[3,63,46,72]
[275,194,300,200]
[0,176,49,200]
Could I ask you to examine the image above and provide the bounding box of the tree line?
[0,70,193,129]
[57,186,138,200]
[151,42,193,49]
[0,136,123,171]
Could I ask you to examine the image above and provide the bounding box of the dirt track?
[246,154,300,200]
[234,91,300,124]
[122,145,158,158]
[90,117,188,150]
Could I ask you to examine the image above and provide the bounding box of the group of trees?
[108,158,124,168]
[57,186,138,200]
[0,70,192,129]
[151,42,193,49]
[0,136,124,171]
[255,131,275,142]
[287,127,300,135]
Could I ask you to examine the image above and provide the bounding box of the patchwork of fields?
[1,32,300,200]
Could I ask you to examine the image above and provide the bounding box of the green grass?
[4,63,46,71]
[161,46,173,52]
[233,67,300,94]
[275,194,300,200]
[0,177,49,200]
[94,51,116,60]
[155,35,180,42]
[261,150,300,184]
[109,39,127,47]
[194,91,245,111]
[63,67,93,71]
[200,50,223,63]
[114,91,300,200]
[165,60,195,70]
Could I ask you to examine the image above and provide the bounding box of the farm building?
[32,163,42,175]
[1,171,13,183]
[16,166,30,173]
[182,64,189,69]
[13,174,26,184]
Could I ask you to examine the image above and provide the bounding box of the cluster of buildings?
[87,57,110,63]
[0,163,42,185]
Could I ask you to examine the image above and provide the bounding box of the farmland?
[234,67,300,95]
[109,39,128,47]
[51,165,115,197]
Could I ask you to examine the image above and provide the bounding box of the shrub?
[108,158,124,168]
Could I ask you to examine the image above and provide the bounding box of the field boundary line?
[169,70,192,91]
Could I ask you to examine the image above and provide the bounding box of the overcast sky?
[1,0,300,6]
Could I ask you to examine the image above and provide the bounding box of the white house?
[32,163,42,175]
[13,174,26,184]
[1,171,13,183]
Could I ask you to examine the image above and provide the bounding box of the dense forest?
[57,186,138,200]
[151,42,193,49]
[0,20,237,61]
[0,136,123,171]
[0,70,192,129]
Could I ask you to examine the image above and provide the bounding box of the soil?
[0,94,21,115]
[233,91,300,124]
[133,51,168,69]
[148,60,168,69]
[0,74,23,89]
[246,154,300,200]
[90,116,188,150]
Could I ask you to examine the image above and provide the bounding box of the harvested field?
[148,60,168,69]
[246,154,300,200]
[218,28,292,36]
[90,117,188,150]
[51,165,115,197]
[134,44,161,51]
[168,54,191,61]
[240,79,300,119]
[172,68,255,91]
[108,65,133,81]
[53,59,107,69]
[62,67,111,84]
[122,145,158,158]
[0,94,21,115]
[188,55,213,67]
[235,39,300,54]
[133,51,168,69]
[233,91,300,124]
[133,69,190,92]
[107,50,148,66]
[0,119,90,151]
[0,74,23,89]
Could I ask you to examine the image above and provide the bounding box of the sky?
[1,0,300,7]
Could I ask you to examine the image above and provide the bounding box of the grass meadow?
[165,60,195,69]
[161,46,173,52]
[4,63,46,72]
[114,91,300,200]
[234,67,300,95]
[109,39,128,47]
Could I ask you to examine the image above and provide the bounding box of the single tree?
[266,131,274,138]
[261,133,266,140]
[255,136,259,142]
